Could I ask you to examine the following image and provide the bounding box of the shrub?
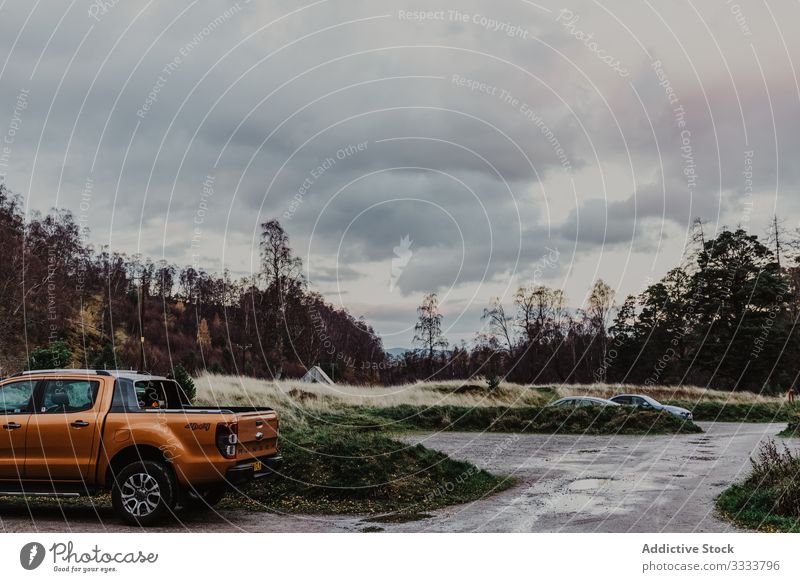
[27,341,72,370]
[172,364,196,403]
[717,439,800,531]
[91,344,118,369]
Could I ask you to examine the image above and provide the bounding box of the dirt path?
[0,422,785,532]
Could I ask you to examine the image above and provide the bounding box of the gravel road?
[0,422,786,533]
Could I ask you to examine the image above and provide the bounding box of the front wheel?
[112,460,177,526]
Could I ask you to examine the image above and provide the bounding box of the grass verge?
[224,426,514,514]
[667,401,791,423]
[716,439,800,532]
[777,414,800,437]
[309,404,703,435]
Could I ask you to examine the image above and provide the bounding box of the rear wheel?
[182,486,227,511]
[112,460,177,526]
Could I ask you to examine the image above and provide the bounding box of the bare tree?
[514,285,566,343]
[766,214,788,270]
[260,219,302,297]
[482,297,515,355]
[585,279,616,368]
[414,292,448,366]
[587,279,615,331]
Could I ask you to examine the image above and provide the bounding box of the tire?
[111,460,178,526]
[181,486,227,511]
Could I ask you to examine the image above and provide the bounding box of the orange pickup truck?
[0,369,281,525]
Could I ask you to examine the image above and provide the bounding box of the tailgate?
[236,410,279,459]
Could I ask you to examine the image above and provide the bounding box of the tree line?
[390,220,800,393]
[0,184,384,381]
[3,181,798,393]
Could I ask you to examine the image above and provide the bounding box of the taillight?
[216,422,239,458]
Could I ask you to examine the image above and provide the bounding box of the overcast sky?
[0,0,797,347]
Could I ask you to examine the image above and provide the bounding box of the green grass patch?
[777,411,800,437]
[716,440,800,532]
[666,400,791,423]
[225,426,514,514]
[307,404,702,435]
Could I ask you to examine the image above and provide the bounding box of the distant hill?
[386,347,413,357]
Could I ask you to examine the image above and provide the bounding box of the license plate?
[252,461,263,472]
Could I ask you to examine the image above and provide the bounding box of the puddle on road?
[556,493,613,514]
[551,475,679,517]
[568,478,616,492]
[362,512,433,524]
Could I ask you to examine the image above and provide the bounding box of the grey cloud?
[1,0,799,344]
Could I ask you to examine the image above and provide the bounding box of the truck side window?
[0,380,35,414]
[134,381,166,409]
[39,379,100,413]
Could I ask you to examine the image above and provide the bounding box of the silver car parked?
[608,394,693,420]
[548,396,621,408]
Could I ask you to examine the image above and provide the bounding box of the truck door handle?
[70,420,90,428]
[3,422,21,430]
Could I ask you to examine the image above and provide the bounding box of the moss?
[224,426,515,514]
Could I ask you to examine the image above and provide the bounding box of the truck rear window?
[133,380,189,409]
[110,378,191,411]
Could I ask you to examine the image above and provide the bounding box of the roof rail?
[10,369,112,377]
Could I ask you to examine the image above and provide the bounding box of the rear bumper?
[225,454,283,485]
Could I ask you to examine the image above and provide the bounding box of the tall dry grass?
[556,383,781,403]
[194,374,780,423]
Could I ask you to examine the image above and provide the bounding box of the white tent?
[301,365,335,385]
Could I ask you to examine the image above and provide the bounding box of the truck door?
[0,378,36,480]
[26,378,102,481]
